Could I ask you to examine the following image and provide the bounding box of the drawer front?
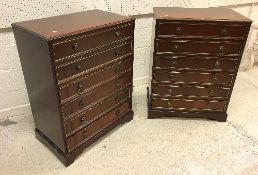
[52,22,133,60]
[66,102,131,151]
[151,97,226,111]
[156,40,243,56]
[154,55,238,71]
[61,74,132,118]
[153,70,234,85]
[152,84,230,99]
[56,42,132,81]
[157,22,248,38]
[59,58,133,102]
[64,88,130,136]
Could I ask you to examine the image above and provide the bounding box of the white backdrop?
[1,0,258,28]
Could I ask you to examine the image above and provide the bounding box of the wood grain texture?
[153,7,252,22]
[12,10,135,166]
[148,7,251,121]
[12,9,134,40]
[12,26,67,152]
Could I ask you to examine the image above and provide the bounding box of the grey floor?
[1,68,258,175]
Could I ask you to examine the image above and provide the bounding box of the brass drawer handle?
[221,28,227,35]
[171,60,177,65]
[207,102,213,108]
[209,89,215,96]
[79,99,85,108]
[77,83,84,95]
[218,45,224,53]
[115,68,119,73]
[115,96,120,102]
[72,43,79,51]
[115,31,120,37]
[215,61,220,67]
[75,63,82,70]
[168,88,173,94]
[175,26,182,34]
[167,101,171,107]
[80,116,86,123]
[212,75,218,81]
[116,110,121,116]
[115,82,120,88]
[115,50,120,56]
[82,129,88,138]
[173,44,179,50]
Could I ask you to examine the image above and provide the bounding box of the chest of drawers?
[12,10,135,166]
[147,7,251,122]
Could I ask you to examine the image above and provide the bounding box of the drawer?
[59,58,133,102]
[151,84,230,99]
[66,101,131,151]
[157,21,248,38]
[52,22,133,60]
[64,88,131,136]
[156,40,243,56]
[61,74,132,118]
[56,42,132,81]
[153,69,234,85]
[151,97,226,111]
[154,55,238,71]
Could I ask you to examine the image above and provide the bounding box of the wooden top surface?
[154,7,252,22]
[12,10,134,40]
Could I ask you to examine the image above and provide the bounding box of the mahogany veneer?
[12,10,135,166]
[148,7,252,121]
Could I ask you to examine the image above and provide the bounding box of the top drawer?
[51,22,134,60]
[155,40,243,56]
[156,21,249,39]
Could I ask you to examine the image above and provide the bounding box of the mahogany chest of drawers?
[12,10,135,166]
[147,7,251,121]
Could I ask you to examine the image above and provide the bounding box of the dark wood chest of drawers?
[12,10,135,166]
[147,7,251,121]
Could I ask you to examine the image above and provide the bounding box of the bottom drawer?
[151,97,226,111]
[64,88,131,136]
[66,102,131,151]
